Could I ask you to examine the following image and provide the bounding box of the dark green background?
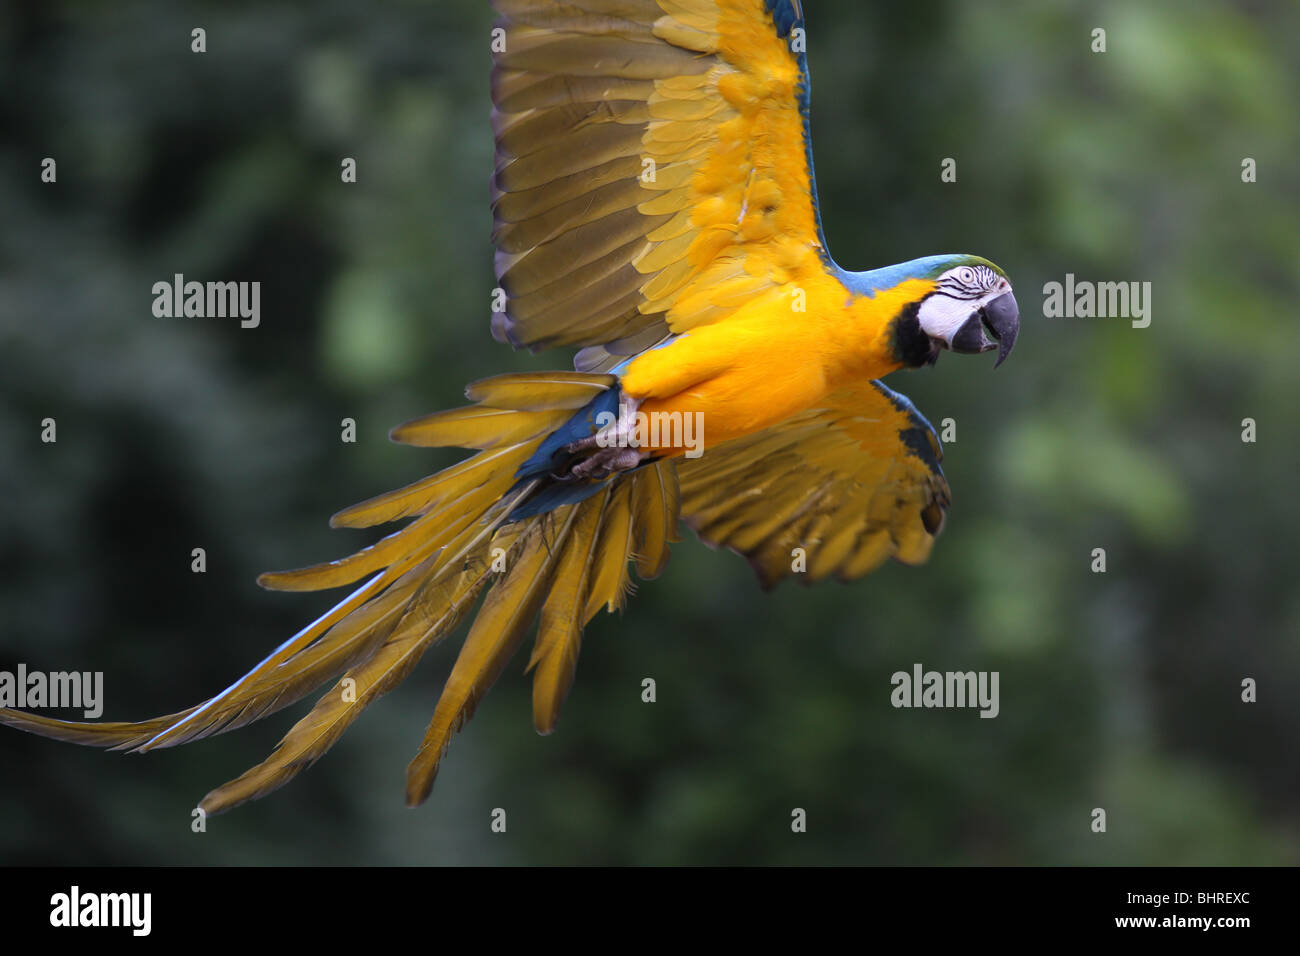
[1,0,1296,864]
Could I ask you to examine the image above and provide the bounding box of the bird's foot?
[566,446,643,481]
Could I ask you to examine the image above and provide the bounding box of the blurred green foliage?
[1,0,1296,864]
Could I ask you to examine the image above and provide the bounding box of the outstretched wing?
[676,380,951,589]
[491,0,829,363]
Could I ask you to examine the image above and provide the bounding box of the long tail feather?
[465,371,615,410]
[146,480,541,753]
[391,406,573,450]
[528,491,610,735]
[633,461,680,578]
[403,505,582,806]
[0,707,195,750]
[582,479,636,619]
[198,557,501,815]
[1,371,682,810]
[326,442,533,530]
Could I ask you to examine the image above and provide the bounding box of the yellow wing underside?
[677,379,951,588]
[492,0,828,361]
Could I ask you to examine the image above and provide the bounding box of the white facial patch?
[916,293,979,343]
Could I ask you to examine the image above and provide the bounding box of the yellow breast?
[620,273,936,455]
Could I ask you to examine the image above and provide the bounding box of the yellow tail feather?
[464,371,615,410]
[404,507,580,806]
[391,405,573,450]
[326,442,533,530]
[528,491,609,736]
[633,460,680,578]
[1,373,684,811]
[199,557,502,815]
[582,479,636,619]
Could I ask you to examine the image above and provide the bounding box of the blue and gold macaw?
[1,0,1018,811]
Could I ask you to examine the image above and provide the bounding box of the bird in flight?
[2,0,1018,812]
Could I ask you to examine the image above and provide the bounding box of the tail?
[0,372,680,813]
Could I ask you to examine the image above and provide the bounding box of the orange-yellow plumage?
[0,0,1008,813]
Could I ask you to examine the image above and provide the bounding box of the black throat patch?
[891,300,940,368]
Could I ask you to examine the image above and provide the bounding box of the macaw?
[1,0,1018,812]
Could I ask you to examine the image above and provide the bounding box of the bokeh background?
[1,0,1296,865]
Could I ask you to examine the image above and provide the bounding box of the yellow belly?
[619,304,827,456]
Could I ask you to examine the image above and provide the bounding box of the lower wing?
[677,379,950,588]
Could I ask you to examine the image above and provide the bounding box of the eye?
[957,267,975,284]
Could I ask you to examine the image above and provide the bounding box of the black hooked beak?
[948,291,1020,368]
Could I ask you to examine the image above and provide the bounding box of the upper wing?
[490,0,829,361]
[675,379,951,589]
